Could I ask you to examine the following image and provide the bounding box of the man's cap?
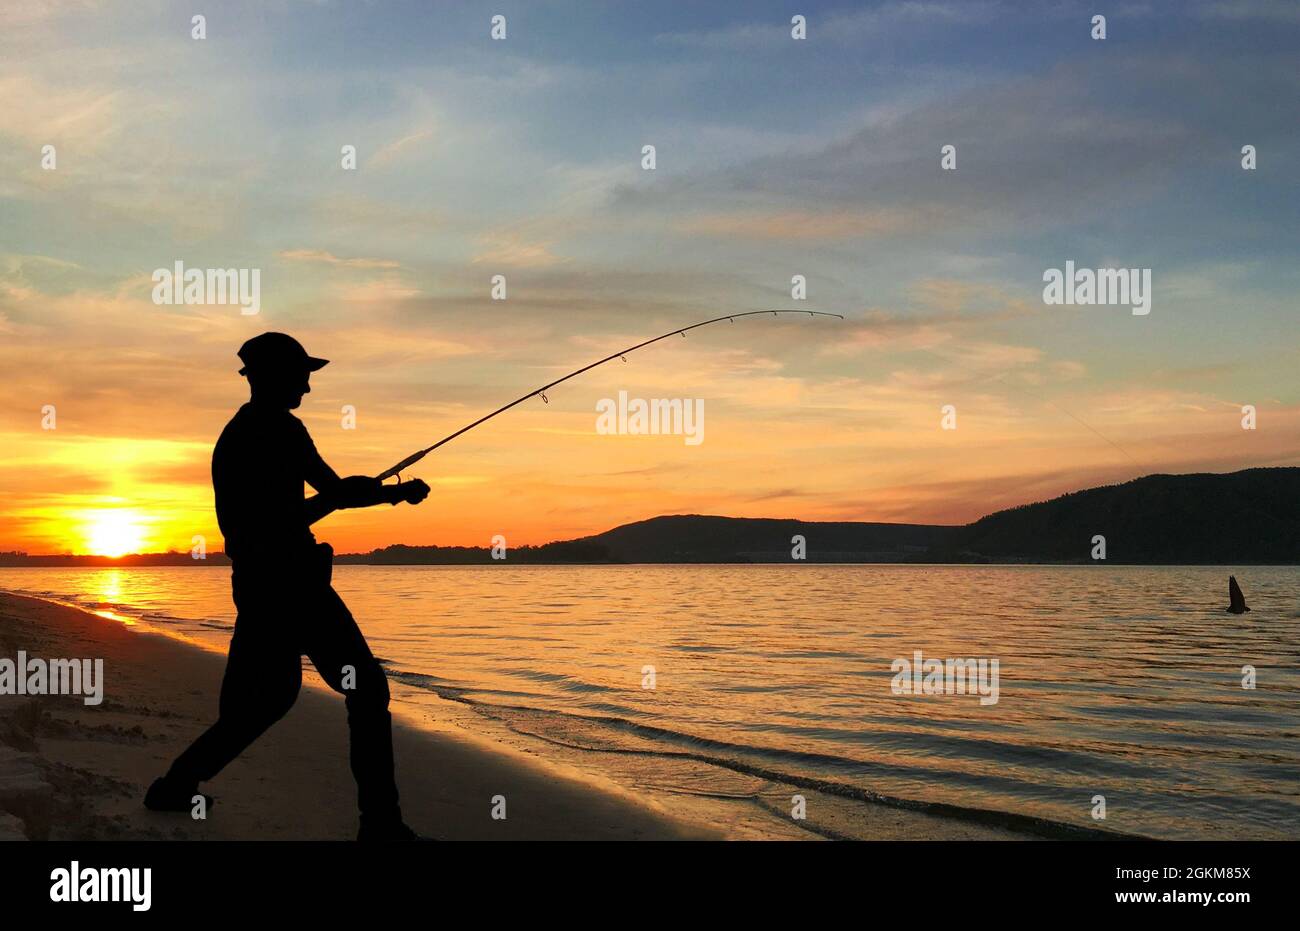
[237,332,329,376]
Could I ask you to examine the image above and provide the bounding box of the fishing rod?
[376,309,844,481]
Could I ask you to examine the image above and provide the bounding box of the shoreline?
[0,592,712,840]
[1,590,1070,841]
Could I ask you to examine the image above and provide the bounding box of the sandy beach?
[0,591,1041,841]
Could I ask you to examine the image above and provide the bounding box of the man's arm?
[304,489,337,526]
[303,433,341,494]
[303,427,344,525]
[300,427,430,525]
[305,476,431,525]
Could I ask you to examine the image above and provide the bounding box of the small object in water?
[1227,575,1250,614]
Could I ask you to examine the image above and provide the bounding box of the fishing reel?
[381,476,430,506]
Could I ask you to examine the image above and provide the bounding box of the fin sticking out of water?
[1227,575,1250,614]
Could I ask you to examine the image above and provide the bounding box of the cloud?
[676,207,927,241]
[0,0,105,31]
[822,288,1037,358]
[369,129,435,167]
[656,2,996,50]
[1197,0,1300,23]
[471,233,565,269]
[332,278,422,302]
[0,73,125,155]
[279,249,401,269]
[613,51,1298,249]
[0,254,83,273]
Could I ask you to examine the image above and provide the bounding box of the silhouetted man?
[145,332,430,840]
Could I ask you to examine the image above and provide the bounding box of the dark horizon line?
[0,511,953,561]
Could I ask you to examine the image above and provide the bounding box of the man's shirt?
[213,402,332,563]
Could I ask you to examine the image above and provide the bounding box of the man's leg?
[156,614,303,800]
[303,587,401,827]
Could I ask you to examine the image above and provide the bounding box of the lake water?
[2,564,1296,839]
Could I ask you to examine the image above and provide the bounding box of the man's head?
[236,332,329,410]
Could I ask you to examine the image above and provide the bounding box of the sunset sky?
[1,0,1297,555]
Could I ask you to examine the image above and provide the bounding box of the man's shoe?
[356,819,435,841]
[143,776,212,813]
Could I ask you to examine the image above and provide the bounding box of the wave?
[384,667,1143,840]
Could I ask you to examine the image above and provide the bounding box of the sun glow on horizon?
[82,509,149,558]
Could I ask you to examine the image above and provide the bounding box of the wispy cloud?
[471,233,565,269]
[279,249,401,270]
[656,1,997,50]
[369,128,435,167]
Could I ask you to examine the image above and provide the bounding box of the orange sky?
[2,290,1296,556]
[2,2,1297,556]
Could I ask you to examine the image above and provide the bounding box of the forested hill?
[939,467,1300,564]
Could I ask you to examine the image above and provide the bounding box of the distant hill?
[942,467,1300,564]
[334,539,611,565]
[2,468,1295,566]
[567,468,1298,564]
[575,515,955,563]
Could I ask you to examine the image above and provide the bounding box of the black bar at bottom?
[1,840,1287,916]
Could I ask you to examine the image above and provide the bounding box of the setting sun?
[83,509,148,558]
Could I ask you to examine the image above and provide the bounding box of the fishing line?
[377,310,844,480]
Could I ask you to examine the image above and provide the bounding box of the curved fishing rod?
[376,309,844,480]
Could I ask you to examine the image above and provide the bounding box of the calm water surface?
[2,564,1296,839]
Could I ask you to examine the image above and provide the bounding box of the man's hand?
[384,478,430,506]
